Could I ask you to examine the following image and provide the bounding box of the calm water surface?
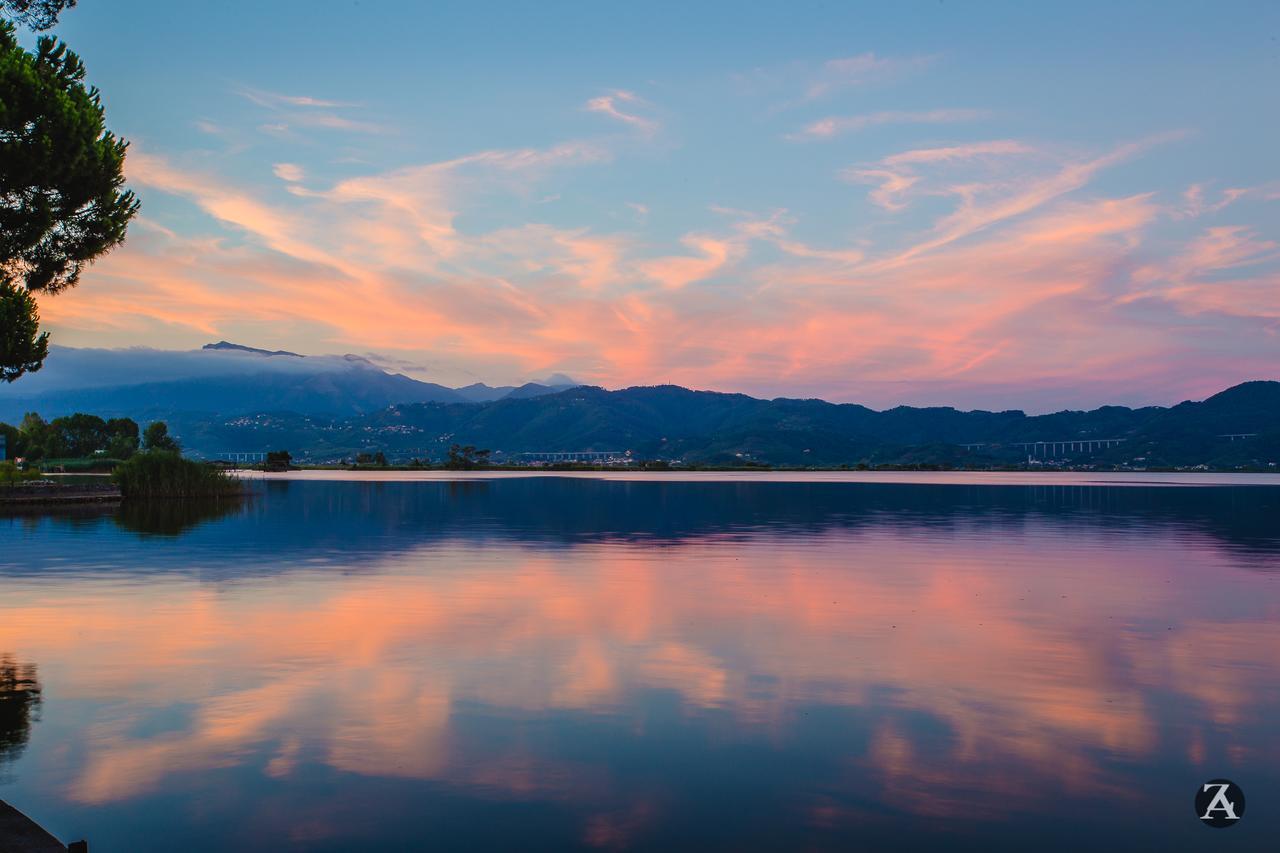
[2,476,1278,850]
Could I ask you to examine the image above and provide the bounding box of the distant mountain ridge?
[164,380,1280,469]
[2,344,1276,468]
[0,343,580,421]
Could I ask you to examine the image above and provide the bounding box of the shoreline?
[231,469,1280,487]
[0,483,121,505]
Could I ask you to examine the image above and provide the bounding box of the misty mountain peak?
[203,341,304,358]
[540,373,578,387]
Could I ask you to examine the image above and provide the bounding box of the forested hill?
[165,380,1280,468]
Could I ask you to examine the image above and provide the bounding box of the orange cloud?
[638,236,735,290]
[42,127,1275,407]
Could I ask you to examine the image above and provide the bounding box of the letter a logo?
[1195,779,1246,828]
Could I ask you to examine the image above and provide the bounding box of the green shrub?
[0,460,42,486]
[110,451,240,499]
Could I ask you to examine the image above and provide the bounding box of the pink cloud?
[790,108,987,141]
[844,168,921,211]
[876,134,1180,267]
[237,87,387,135]
[1125,226,1280,321]
[48,126,1275,409]
[238,88,358,109]
[639,236,735,290]
[272,163,305,182]
[843,139,1033,212]
[1177,182,1280,218]
[882,140,1032,166]
[585,90,658,135]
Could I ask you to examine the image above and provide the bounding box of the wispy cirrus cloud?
[804,52,935,101]
[257,113,388,136]
[584,90,658,135]
[844,169,921,211]
[1125,225,1280,320]
[842,139,1034,212]
[1176,181,1280,219]
[878,134,1183,266]
[272,163,305,183]
[881,140,1033,166]
[237,85,388,135]
[788,108,986,141]
[237,88,359,110]
[126,150,333,269]
[734,52,936,111]
[288,113,387,134]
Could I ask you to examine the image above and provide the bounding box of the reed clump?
[111,451,240,498]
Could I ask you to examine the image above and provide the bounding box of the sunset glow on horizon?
[26,0,1280,410]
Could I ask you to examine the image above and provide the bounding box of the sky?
[20,0,1280,411]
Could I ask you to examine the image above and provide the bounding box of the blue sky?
[20,0,1280,409]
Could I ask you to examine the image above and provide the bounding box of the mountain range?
[1,345,1276,468]
[178,381,1279,469]
[0,343,579,421]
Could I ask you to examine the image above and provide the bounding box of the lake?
[2,473,1278,850]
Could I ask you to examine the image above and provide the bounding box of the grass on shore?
[111,451,241,498]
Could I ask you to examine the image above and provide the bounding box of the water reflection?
[0,656,41,774]
[0,479,1277,850]
[112,497,245,537]
[4,479,1280,578]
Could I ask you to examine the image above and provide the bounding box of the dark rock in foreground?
[0,799,78,852]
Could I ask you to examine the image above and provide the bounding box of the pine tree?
[0,18,138,380]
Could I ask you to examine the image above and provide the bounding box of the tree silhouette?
[0,19,138,380]
[445,444,491,470]
[0,278,47,382]
[143,421,180,452]
[0,0,76,30]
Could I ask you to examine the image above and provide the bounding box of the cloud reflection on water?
[1,480,1278,850]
